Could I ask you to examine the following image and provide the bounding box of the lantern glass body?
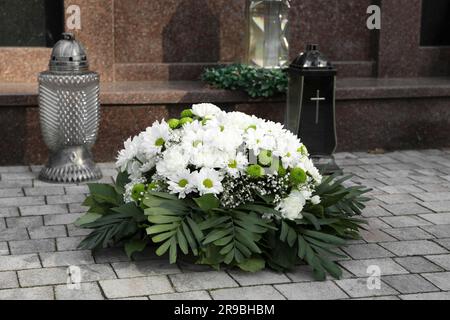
[246,0,290,69]
[38,33,102,183]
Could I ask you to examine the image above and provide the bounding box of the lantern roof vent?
[290,44,333,70]
[49,33,89,73]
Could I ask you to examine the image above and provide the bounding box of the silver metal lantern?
[245,0,290,69]
[38,33,102,183]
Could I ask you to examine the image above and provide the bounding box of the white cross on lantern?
[310,90,326,124]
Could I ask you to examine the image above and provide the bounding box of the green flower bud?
[246,124,257,132]
[289,167,307,185]
[278,165,287,176]
[147,182,158,190]
[180,109,194,118]
[179,117,193,126]
[246,164,265,178]
[258,150,272,166]
[131,183,146,201]
[167,118,180,129]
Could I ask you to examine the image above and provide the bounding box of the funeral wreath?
[76,103,370,280]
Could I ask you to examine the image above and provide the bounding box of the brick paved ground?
[1,149,450,300]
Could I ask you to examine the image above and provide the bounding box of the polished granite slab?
[1,77,450,107]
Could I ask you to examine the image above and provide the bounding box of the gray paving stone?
[380,216,431,228]
[410,175,447,184]
[425,254,450,270]
[0,196,45,208]
[413,192,450,202]
[360,229,396,243]
[0,166,30,173]
[377,185,422,195]
[0,172,36,180]
[365,218,392,230]
[419,213,450,225]
[394,257,443,273]
[44,213,82,226]
[0,180,32,189]
[0,242,9,255]
[361,206,392,218]
[421,201,450,212]
[68,203,87,213]
[400,291,450,300]
[275,281,348,300]
[100,276,173,299]
[0,254,41,271]
[24,186,64,196]
[56,236,84,251]
[170,271,238,292]
[353,295,400,300]
[46,194,86,205]
[93,248,130,263]
[20,204,68,216]
[383,274,439,294]
[0,286,53,300]
[285,265,316,282]
[434,239,450,251]
[9,239,55,254]
[417,183,450,192]
[0,218,5,229]
[6,216,43,229]
[0,271,19,289]
[211,285,285,300]
[227,270,290,286]
[421,225,450,238]
[66,223,91,236]
[112,261,181,278]
[29,225,66,239]
[383,227,434,241]
[0,188,24,198]
[0,207,19,218]
[381,240,447,256]
[113,296,149,300]
[18,264,116,287]
[55,282,104,300]
[65,185,89,194]
[0,228,29,241]
[342,244,394,260]
[422,272,450,290]
[335,278,398,298]
[150,291,211,300]
[382,203,431,216]
[339,258,408,277]
[375,194,418,205]
[40,250,94,267]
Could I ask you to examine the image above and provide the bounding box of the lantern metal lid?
[49,33,89,73]
[290,44,335,71]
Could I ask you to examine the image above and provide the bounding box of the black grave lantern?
[285,44,340,173]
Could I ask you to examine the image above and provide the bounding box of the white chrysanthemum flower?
[141,120,171,156]
[304,158,322,184]
[193,168,224,195]
[311,195,321,205]
[276,190,306,220]
[156,146,188,178]
[167,169,195,199]
[226,152,248,177]
[116,136,141,172]
[192,103,222,118]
